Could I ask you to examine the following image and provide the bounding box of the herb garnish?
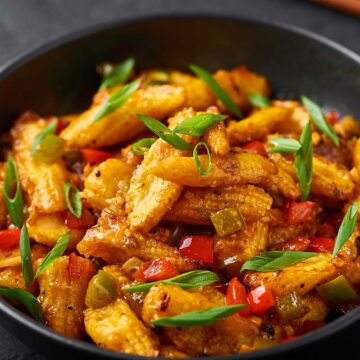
[30,119,58,156]
[269,138,301,154]
[100,58,135,90]
[190,64,242,118]
[248,93,271,108]
[64,181,82,218]
[123,270,219,292]
[193,141,212,176]
[131,138,157,156]
[19,225,33,287]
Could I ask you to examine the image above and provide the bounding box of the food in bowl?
[0,57,359,357]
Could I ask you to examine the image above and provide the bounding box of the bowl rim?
[1,12,360,360]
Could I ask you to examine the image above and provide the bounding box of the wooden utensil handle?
[312,0,360,16]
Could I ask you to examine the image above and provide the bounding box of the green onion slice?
[33,134,65,164]
[333,202,358,257]
[100,58,135,90]
[190,64,242,118]
[241,251,317,272]
[269,138,301,154]
[34,232,71,279]
[30,119,58,156]
[301,96,339,147]
[63,181,82,218]
[3,155,23,227]
[151,304,245,327]
[193,141,212,176]
[19,225,33,287]
[94,79,141,122]
[0,286,44,323]
[131,138,156,156]
[248,93,271,108]
[123,270,219,292]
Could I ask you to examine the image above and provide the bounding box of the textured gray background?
[0,0,359,359]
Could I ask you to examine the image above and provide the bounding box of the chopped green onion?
[30,119,57,156]
[210,207,245,236]
[144,70,170,85]
[248,93,271,108]
[0,286,44,323]
[131,138,156,156]
[63,181,82,218]
[173,114,228,137]
[301,96,339,147]
[123,270,219,292]
[190,64,242,118]
[34,232,71,279]
[33,134,65,164]
[137,114,192,151]
[151,304,245,327]
[19,225,33,287]
[100,58,135,90]
[295,122,313,200]
[241,251,317,272]
[193,141,212,176]
[94,79,141,122]
[269,138,301,154]
[3,155,23,227]
[333,202,358,257]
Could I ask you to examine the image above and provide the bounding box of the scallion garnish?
[137,114,192,151]
[270,122,313,200]
[30,119,58,156]
[130,138,156,156]
[151,304,245,327]
[63,181,82,218]
[241,251,317,272]
[173,114,228,137]
[333,202,358,257]
[123,270,219,292]
[94,79,141,122]
[301,96,339,147]
[100,58,135,90]
[193,141,212,176]
[190,64,242,118]
[34,232,71,279]
[0,286,44,323]
[32,134,65,164]
[248,93,271,108]
[19,225,33,287]
[3,155,23,227]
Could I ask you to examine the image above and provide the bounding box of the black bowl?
[1,15,360,360]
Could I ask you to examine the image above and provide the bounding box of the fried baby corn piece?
[38,255,95,339]
[312,155,355,200]
[227,107,292,145]
[77,199,196,272]
[61,85,185,148]
[143,284,258,356]
[214,222,269,273]
[126,108,197,232]
[26,212,84,248]
[164,185,272,225]
[353,138,360,176]
[204,121,230,155]
[83,159,132,212]
[85,299,159,356]
[150,152,276,188]
[244,253,344,297]
[11,116,69,213]
[334,115,360,139]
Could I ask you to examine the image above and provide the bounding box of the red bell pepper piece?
[286,201,316,225]
[80,148,112,164]
[67,252,82,280]
[226,278,250,316]
[247,286,275,314]
[309,237,334,253]
[179,236,213,264]
[243,141,267,157]
[278,237,310,252]
[65,208,96,230]
[0,229,21,250]
[316,223,336,238]
[134,259,179,282]
[281,336,300,343]
[325,111,340,125]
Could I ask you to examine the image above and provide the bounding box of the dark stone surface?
[0,0,359,359]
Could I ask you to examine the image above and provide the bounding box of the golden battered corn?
[85,299,159,356]
[334,115,360,139]
[150,152,276,187]
[244,253,344,296]
[38,255,95,339]
[83,158,132,212]
[227,107,292,145]
[353,138,360,175]
[61,85,185,148]
[164,185,272,225]
[204,121,230,155]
